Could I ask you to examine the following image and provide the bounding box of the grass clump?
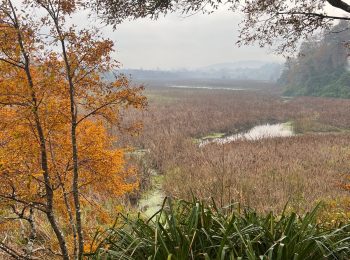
[86,198,350,259]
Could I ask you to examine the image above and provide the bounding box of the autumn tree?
[0,0,146,259]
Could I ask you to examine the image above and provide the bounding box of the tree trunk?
[8,1,70,258]
[52,18,84,259]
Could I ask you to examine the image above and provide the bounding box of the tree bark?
[52,16,84,260]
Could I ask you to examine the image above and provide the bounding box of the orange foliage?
[0,4,146,258]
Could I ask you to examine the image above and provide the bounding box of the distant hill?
[118,61,282,83]
[200,60,271,70]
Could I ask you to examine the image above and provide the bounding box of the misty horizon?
[108,8,284,70]
[120,59,284,71]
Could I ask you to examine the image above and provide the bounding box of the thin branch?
[0,242,23,260]
[76,98,127,125]
[277,11,350,21]
[0,195,47,213]
[0,57,24,69]
[327,0,350,13]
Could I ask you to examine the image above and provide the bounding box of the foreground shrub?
[86,198,350,260]
[318,197,350,228]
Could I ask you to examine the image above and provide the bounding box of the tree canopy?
[95,0,350,53]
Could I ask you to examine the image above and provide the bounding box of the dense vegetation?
[0,1,145,258]
[3,0,350,258]
[279,21,350,98]
[88,198,350,259]
[119,88,350,214]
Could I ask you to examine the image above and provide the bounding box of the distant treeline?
[117,61,282,83]
[279,21,350,98]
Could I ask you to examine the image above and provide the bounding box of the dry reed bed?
[118,90,291,171]
[286,96,350,131]
[115,88,350,212]
[118,90,350,171]
[163,133,350,213]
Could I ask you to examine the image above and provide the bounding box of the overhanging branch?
[327,0,350,14]
[277,11,350,21]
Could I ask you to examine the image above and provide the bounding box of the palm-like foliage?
[86,198,350,260]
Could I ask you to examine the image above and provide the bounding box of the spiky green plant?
[86,198,350,260]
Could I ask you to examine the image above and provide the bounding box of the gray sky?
[104,8,283,70]
[31,1,350,71]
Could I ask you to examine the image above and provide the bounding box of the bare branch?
[0,242,24,260]
[277,11,350,21]
[0,194,47,213]
[327,0,350,13]
[0,58,24,69]
[76,99,122,125]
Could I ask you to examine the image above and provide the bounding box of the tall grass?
[164,134,350,213]
[87,198,350,259]
[118,89,350,212]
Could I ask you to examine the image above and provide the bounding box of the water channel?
[138,122,294,218]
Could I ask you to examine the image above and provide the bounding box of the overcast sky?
[102,8,283,70]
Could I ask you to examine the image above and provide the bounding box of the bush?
[86,198,350,259]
